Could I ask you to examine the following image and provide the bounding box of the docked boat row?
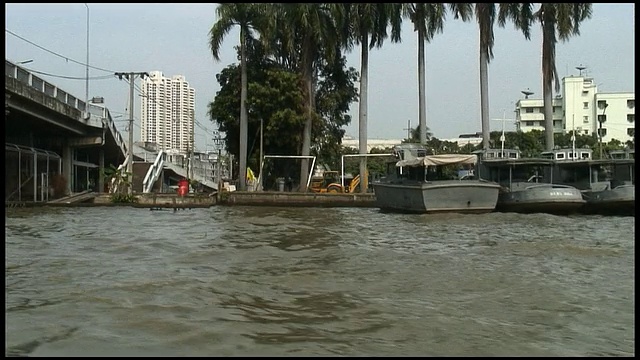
[371,143,634,216]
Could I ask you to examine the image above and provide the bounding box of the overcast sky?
[5,3,635,152]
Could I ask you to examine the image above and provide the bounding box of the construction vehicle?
[309,171,363,193]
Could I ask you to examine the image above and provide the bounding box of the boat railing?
[524,183,576,190]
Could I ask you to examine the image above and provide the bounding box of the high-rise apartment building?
[515,74,634,144]
[140,71,195,153]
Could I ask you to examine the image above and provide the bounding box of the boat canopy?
[396,154,477,167]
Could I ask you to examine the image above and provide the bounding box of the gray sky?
[5,3,635,151]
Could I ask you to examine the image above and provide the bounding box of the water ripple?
[5,206,635,356]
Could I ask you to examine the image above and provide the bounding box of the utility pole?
[115,71,149,195]
[84,3,89,110]
[259,118,263,191]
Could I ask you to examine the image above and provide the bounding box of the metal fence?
[5,143,62,202]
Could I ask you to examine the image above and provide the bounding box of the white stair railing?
[142,151,165,193]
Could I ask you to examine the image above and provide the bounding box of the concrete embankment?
[9,191,378,209]
[220,191,377,208]
[94,193,216,208]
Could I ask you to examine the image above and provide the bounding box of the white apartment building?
[515,75,634,143]
[140,71,195,153]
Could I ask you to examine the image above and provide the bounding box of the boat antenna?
[500,110,506,158]
[571,114,576,160]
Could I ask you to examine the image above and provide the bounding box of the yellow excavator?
[309,171,363,193]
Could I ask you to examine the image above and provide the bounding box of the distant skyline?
[5,3,635,152]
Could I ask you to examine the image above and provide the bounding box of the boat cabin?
[609,148,635,160]
[476,156,555,191]
[473,148,521,160]
[551,147,635,191]
[540,147,593,161]
[392,143,428,161]
[384,144,480,183]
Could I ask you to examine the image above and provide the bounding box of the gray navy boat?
[475,148,586,215]
[544,147,635,216]
[372,144,501,214]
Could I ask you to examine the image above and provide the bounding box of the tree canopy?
[207,38,358,189]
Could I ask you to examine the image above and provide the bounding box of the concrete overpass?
[5,59,127,202]
[5,59,223,203]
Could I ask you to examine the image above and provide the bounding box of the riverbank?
[7,191,378,209]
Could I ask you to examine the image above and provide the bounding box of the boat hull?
[372,181,500,214]
[496,185,586,215]
[580,185,635,216]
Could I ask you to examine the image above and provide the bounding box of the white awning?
[396,154,477,167]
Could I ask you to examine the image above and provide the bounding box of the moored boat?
[476,148,586,215]
[372,144,501,214]
[545,147,635,216]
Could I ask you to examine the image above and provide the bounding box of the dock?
[7,191,378,209]
[220,191,377,207]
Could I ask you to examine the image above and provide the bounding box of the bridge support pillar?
[62,143,73,195]
[98,149,105,193]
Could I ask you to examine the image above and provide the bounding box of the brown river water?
[5,206,634,356]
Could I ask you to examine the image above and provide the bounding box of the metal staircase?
[163,160,219,190]
[142,150,165,193]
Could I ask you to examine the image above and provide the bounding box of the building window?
[628,128,635,137]
[628,114,635,123]
[553,106,562,113]
[583,102,589,109]
[525,108,534,113]
[525,121,534,127]
[583,116,589,123]
[584,130,589,135]
[628,99,635,109]
[556,153,565,159]
[582,91,589,96]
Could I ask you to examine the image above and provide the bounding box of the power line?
[20,66,115,80]
[5,28,116,73]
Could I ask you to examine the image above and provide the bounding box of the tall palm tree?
[475,4,496,151]
[535,4,592,151]
[262,4,340,191]
[209,4,262,191]
[405,4,447,146]
[474,3,533,151]
[341,4,403,193]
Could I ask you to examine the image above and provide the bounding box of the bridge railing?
[6,59,126,157]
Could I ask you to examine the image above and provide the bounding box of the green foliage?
[101,164,132,194]
[110,193,138,204]
[208,36,358,188]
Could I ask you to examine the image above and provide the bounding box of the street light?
[598,102,609,159]
[213,131,224,200]
[84,3,90,110]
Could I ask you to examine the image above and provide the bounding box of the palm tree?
[405,4,447,146]
[409,124,433,142]
[209,4,262,191]
[475,4,496,151]
[474,3,533,151]
[535,4,592,151]
[340,4,403,193]
[261,4,340,191]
